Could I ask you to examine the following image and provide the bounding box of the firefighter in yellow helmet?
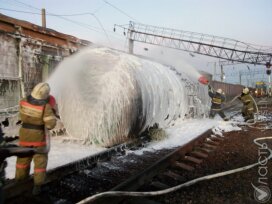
[15,83,56,195]
[208,85,229,121]
[238,87,254,122]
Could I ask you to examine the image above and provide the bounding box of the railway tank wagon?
[49,47,210,147]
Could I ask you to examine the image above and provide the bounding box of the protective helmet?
[31,83,50,100]
[216,88,223,94]
[242,87,249,94]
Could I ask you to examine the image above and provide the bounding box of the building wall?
[0,34,19,77]
[0,14,90,112]
[0,34,20,110]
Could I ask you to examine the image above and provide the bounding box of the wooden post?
[42,8,46,28]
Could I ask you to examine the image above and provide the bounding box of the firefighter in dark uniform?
[15,83,56,195]
[238,87,254,122]
[208,85,229,121]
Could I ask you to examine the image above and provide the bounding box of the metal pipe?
[42,8,46,28]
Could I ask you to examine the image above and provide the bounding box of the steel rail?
[3,137,147,200]
[80,129,216,204]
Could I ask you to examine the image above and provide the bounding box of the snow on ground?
[5,117,241,179]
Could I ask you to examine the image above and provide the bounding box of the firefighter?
[15,83,56,195]
[238,87,254,122]
[208,85,229,121]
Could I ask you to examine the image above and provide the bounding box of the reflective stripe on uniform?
[20,101,44,110]
[212,97,222,104]
[34,168,46,173]
[248,108,254,111]
[20,101,44,118]
[43,116,55,121]
[19,141,46,147]
[16,163,30,169]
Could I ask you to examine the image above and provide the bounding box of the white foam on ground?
[5,138,105,179]
[131,118,241,155]
[5,117,241,179]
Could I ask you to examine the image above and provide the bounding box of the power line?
[0,7,105,17]
[0,7,41,15]
[11,0,40,11]
[92,13,112,45]
[5,1,103,32]
[0,6,114,36]
[102,0,138,22]
[1,0,126,46]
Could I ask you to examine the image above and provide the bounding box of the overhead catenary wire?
[91,13,112,46]
[0,7,101,17]
[1,0,137,47]
[0,6,123,43]
[0,7,102,32]
[102,0,139,22]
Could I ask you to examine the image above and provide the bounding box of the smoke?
[48,47,209,147]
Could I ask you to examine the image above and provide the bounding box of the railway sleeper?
[150,181,171,190]
[161,171,185,182]
[211,135,224,141]
[203,143,217,149]
[205,138,220,146]
[189,151,209,159]
[183,155,203,164]
[194,146,213,153]
[173,161,195,171]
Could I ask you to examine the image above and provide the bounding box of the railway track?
[77,128,226,204]
[4,127,225,204]
[4,105,241,204]
[4,137,148,203]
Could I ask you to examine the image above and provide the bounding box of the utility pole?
[213,62,216,80]
[128,21,134,54]
[220,65,224,82]
[42,8,46,28]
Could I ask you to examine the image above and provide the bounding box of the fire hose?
[77,136,272,203]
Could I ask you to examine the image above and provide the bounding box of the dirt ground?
[154,123,272,204]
